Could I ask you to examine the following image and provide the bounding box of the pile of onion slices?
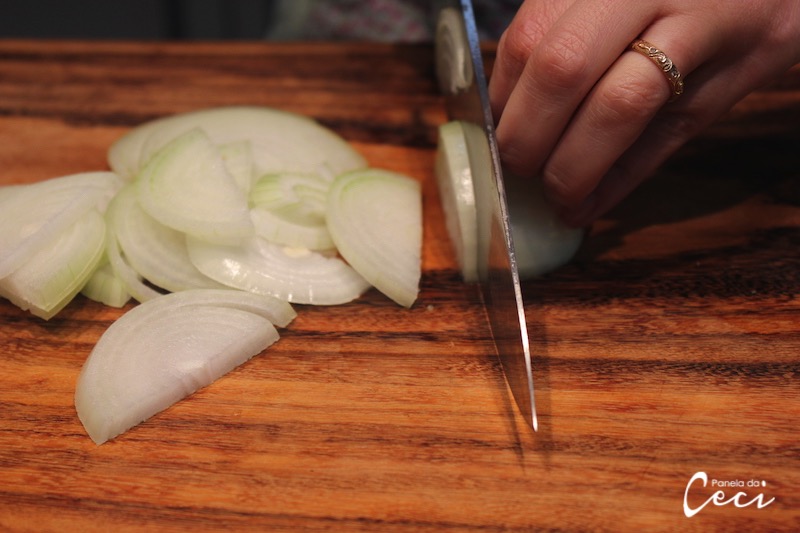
[0,106,422,444]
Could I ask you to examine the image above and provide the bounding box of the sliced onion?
[435,6,473,95]
[103,213,165,304]
[109,106,367,181]
[108,184,227,293]
[136,128,254,245]
[218,139,255,193]
[74,289,295,444]
[249,172,333,250]
[435,120,583,280]
[0,209,106,319]
[81,261,132,308]
[505,177,585,279]
[435,121,478,282]
[0,172,122,279]
[186,235,371,306]
[326,169,422,308]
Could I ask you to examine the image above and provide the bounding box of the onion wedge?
[74,289,296,444]
[0,209,106,319]
[136,128,254,245]
[326,169,422,308]
[187,236,371,306]
[0,172,122,279]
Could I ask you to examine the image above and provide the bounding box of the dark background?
[0,0,277,40]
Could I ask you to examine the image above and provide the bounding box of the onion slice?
[81,262,132,308]
[136,128,254,245]
[435,121,479,282]
[218,139,255,193]
[249,172,333,250]
[0,172,122,279]
[109,106,367,181]
[75,289,296,444]
[435,120,584,280]
[108,184,226,293]
[326,169,422,308]
[0,209,106,319]
[187,236,371,306]
[435,6,473,95]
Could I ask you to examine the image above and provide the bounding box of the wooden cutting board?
[0,40,798,532]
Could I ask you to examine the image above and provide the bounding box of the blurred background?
[0,0,519,41]
[2,1,283,41]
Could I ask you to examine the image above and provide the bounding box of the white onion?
[186,235,371,306]
[81,262,132,308]
[0,105,426,445]
[107,184,226,293]
[435,6,473,95]
[136,128,254,245]
[108,106,367,181]
[249,172,333,250]
[218,139,255,193]
[326,169,422,308]
[74,289,295,444]
[0,209,106,319]
[435,120,479,282]
[505,178,585,279]
[435,120,584,280]
[0,172,122,279]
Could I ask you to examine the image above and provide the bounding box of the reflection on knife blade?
[434,0,538,431]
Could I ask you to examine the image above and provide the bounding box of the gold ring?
[630,39,684,101]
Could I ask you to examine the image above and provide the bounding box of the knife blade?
[434,0,538,431]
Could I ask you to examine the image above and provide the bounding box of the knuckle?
[533,30,592,91]
[496,19,543,76]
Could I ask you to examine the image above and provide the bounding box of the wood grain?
[0,40,798,532]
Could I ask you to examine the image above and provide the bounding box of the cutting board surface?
[0,40,799,532]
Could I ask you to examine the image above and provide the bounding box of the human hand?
[489,0,800,227]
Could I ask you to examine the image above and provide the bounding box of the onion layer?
[108,106,367,180]
[74,289,295,444]
[136,128,254,245]
[326,169,422,308]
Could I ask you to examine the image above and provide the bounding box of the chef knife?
[434,0,538,431]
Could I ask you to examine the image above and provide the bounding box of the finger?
[541,15,715,209]
[488,0,569,121]
[558,62,755,227]
[493,1,657,182]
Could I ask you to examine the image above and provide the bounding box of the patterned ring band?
[630,39,685,102]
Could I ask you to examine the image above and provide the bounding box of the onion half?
[435,120,584,280]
